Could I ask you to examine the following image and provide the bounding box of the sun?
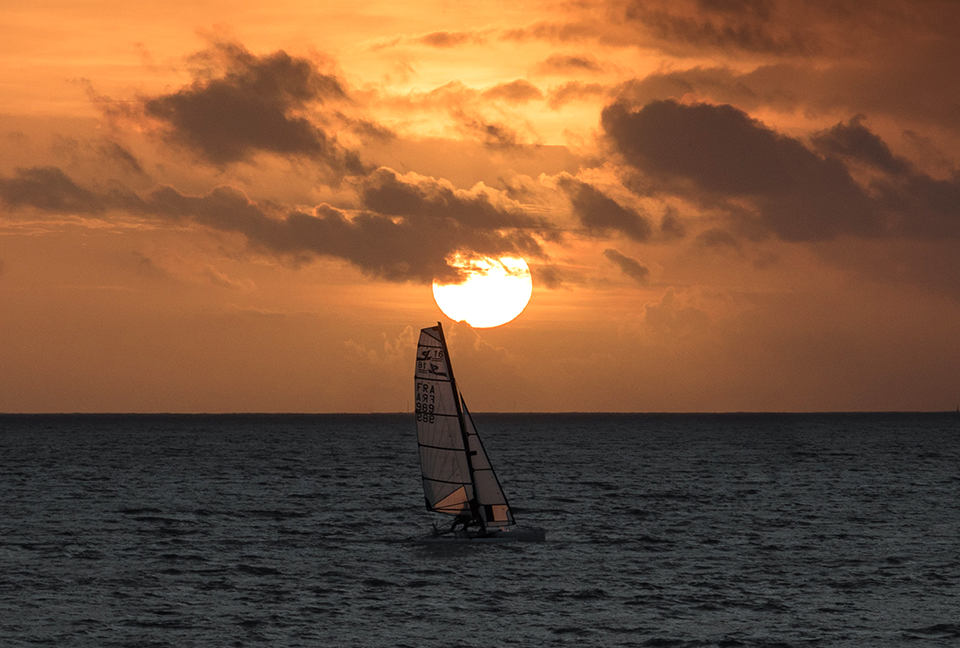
[433,254,533,328]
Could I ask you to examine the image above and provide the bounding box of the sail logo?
[416,347,447,377]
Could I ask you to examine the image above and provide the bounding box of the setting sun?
[432,255,533,328]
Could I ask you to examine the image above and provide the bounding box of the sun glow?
[432,255,533,328]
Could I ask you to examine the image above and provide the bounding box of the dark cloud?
[558,175,653,241]
[339,116,396,143]
[499,0,960,114]
[147,170,547,283]
[0,166,145,215]
[602,98,960,241]
[617,59,960,133]
[811,115,912,176]
[536,54,604,74]
[97,140,148,177]
[603,248,650,284]
[360,167,544,232]
[482,80,544,103]
[498,1,816,55]
[0,165,549,284]
[416,31,485,48]
[453,112,525,149]
[616,67,762,109]
[878,173,960,238]
[601,99,880,241]
[622,0,816,56]
[0,166,107,213]
[142,41,364,172]
[531,263,565,288]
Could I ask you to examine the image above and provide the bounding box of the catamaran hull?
[418,527,546,543]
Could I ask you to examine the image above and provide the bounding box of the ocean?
[1,412,959,647]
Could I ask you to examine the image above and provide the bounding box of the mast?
[435,322,482,522]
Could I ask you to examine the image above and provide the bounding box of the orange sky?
[2,0,959,412]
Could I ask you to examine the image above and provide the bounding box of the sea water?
[1,413,959,647]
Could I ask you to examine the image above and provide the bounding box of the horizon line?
[1,410,957,416]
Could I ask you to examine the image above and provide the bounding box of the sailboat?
[414,323,545,542]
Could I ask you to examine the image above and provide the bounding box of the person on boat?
[449,511,487,535]
[450,512,472,532]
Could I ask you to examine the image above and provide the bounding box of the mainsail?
[414,324,515,532]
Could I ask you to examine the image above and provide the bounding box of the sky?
[1,0,959,413]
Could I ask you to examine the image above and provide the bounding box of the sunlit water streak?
[1,413,959,647]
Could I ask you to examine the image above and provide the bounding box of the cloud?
[810,115,912,176]
[531,263,565,289]
[0,165,550,284]
[0,166,110,213]
[359,167,545,232]
[482,80,544,103]
[499,21,599,44]
[536,54,605,74]
[643,287,711,339]
[602,98,960,242]
[346,325,416,368]
[96,140,149,177]
[546,81,609,108]
[603,248,650,284]
[496,1,819,55]
[451,111,528,149]
[146,183,535,283]
[616,67,758,108]
[382,80,540,147]
[142,40,364,172]
[415,31,487,48]
[806,118,960,238]
[879,173,960,239]
[557,174,653,241]
[601,99,880,241]
[622,0,818,56]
